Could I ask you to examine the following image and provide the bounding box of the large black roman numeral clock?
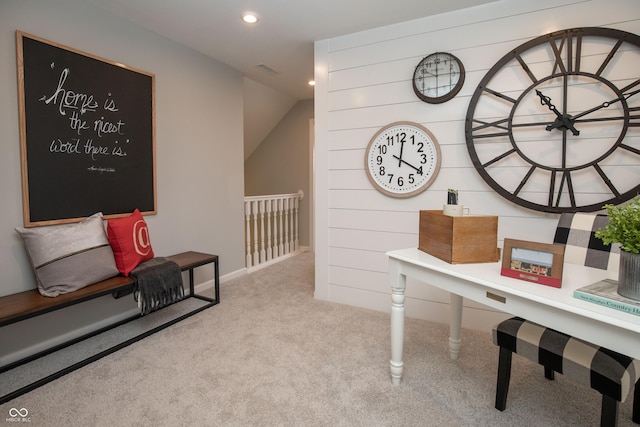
[465,27,640,213]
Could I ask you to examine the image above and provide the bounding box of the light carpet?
[0,251,636,426]
[0,296,212,401]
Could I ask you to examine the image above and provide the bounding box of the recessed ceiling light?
[308,80,316,86]
[242,13,258,24]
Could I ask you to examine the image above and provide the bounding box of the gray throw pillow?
[16,212,119,297]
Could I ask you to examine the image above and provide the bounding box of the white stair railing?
[244,190,304,270]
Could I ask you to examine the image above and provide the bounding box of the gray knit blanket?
[130,257,184,315]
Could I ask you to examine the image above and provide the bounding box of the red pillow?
[107,209,154,276]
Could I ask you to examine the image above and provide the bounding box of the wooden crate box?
[419,210,500,264]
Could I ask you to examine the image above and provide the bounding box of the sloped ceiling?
[243,78,297,160]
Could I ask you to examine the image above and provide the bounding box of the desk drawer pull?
[486,292,506,304]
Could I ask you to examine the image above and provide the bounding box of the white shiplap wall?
[314,0,640,332]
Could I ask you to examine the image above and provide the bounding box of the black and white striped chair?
[492,213,639,426]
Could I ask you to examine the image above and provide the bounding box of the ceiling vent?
[254,63,279,75]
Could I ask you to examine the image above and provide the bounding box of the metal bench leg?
[495,347,512,411]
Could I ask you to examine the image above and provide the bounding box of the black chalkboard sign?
[16,31,156,226]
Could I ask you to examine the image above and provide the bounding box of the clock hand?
[511,112,633,130]
[571,87,640,121]
[392,155,423,174]
[535,90,563,119]
[418,70,438,77]
[398,141,404,167]
[535,90,580,136]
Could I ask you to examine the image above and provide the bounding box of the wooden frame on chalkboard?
[16,31,156,227]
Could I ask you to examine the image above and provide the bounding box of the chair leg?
[601,394,619,427]
[495,347,512,411]
[633,380,640,424]
[544,366,555,380]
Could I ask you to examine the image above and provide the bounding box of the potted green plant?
[595,195,640,300]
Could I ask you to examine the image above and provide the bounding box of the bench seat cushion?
[15,212,119,297]
[493,317,640,402]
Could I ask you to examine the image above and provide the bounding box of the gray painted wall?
[0,0,246,363]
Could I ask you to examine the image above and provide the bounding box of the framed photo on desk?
[501,238,565,288]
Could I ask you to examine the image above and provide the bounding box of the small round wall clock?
[365,121,441,198]
[465,27,640,213]
[413,52,465,104]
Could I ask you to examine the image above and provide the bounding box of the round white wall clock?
[364,121,441,198]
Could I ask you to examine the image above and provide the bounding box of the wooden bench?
[0,251,219,327]
[0,251,219,403]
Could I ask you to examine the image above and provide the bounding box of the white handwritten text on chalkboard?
[39,66,130,163]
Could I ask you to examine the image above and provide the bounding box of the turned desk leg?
[390,261,406,386]
[449,293,463,360]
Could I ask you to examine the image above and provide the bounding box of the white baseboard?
[246,247,310,273]
[195,247,310,293]
[193,267,248,293]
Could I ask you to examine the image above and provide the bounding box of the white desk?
[388,247,640,386]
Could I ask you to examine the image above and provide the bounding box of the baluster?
[287,197,293,252]
[288,196,294,252]
[278,198,284,257]
[294,195,300,251]
[283,198,290,254]
[244,192,304,267]
[272,199,279,258]
[259,200,266,263]
[266,199,273,261]
[252,200,259,265]
[244,201,252,267]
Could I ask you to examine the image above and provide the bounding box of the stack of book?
[574,279,640,316]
